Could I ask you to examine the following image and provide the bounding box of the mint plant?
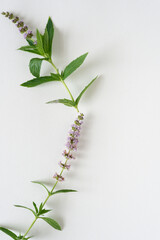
[0,11,98,240]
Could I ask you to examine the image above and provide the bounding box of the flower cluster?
[1,11,34,40]
[53,113,84,182]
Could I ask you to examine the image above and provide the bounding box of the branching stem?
[22,58,80,239]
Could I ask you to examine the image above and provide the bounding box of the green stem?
[22,158,69,239]
[49,58,79,112]
[22,60,80,239]
[22,217,37,239]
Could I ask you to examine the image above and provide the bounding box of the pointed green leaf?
[18,46,41,56]
[36,29,45,56]
[45,17,54,57]
[33,202,38,214]
[43,28,49,55]
[39,203,43,213]
[63,53,88,80]
[26,39,35,46]
[29,58,47,78]
[51,189,77,195]
[75,76,98,105]
[21,76,60,88]
[39,209,52,215]
[14,205,36,216]
[46,98,75,107]
[31,181,50,194]
[0,227,17,239]
[40,217,61,230]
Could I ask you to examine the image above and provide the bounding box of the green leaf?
[21,76,60,88]
[36,29,45,56]
[45,17,54,57]
[46,98,75,107]
[18,46,41,56]
[39,203,43,213]
[39,209,52,215]
[43,28,49,55]
[33,202,38,214]
[51,189,77,195]
[75,76,98,105]
[63,53,88,80]
[14,205,36,216]
[0,227,17,239]
[26,39,35,46]
[40,217,61,231]
[31,181,50,194]
[50,73,60,80]
[29,58,46,78]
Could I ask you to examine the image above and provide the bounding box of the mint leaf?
[43,28,49,55]
[45,17,54,57]
[75,76,98,105]
[46,98,75,107]
[14,205,36,216]
[21,76,60,87]
[0,227,17,239]
[63,53,88,80]
[32,202,38,214]
[31,181,50,194]
[36,29,45,56]
[39,209,51,216]
[29,58,47,77]
[51,189,77,195]
[40,217,61,230]
[18,46,41,55]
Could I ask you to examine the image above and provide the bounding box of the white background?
[0,0,160,239]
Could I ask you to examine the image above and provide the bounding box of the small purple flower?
[23,25,28,31]
[34,40,37,45]
[59,161,71,170]
[24,30,33,39]
[2,12,34,40]
[12,16,19,23]
[8,13,13,19]
[16,21,24,28]
[19,25,28,33]
[66,142,78,151]
[62,150,75,159]
[74,119,83,126]
[24,32,28,39]
[54,113,84,183]
[5,12,9,17]
[67,136,78,144]
[71,124,81,131]
[69,130,80,137]
[78,113,84,120]
[53,173,64,181]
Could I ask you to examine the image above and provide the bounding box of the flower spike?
[1,11,34,40]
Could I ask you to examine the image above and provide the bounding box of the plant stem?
[49,59,79,110]
[22,158,69,239]
[22,59,80,239]
[22,217,37,239]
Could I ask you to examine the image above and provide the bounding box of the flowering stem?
[22,157,69,239]
[22,57,82,239]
